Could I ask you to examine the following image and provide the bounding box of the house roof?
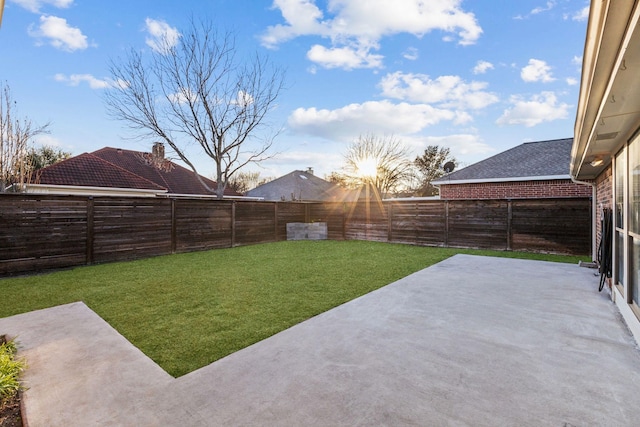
[35,146,240,196]
[246,170,356,202]
[35,153,167,191]
[433,138,574,185]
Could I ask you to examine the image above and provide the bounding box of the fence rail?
[0,194,591,275]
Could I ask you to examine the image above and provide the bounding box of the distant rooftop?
[246,170,356,202]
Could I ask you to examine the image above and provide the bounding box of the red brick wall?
[595,165,613,254]
[439,179,593,200]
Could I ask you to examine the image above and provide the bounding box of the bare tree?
[337,134,413,198]
[0,83,50,192]
[104,19,285,198]
[413,145,457,196]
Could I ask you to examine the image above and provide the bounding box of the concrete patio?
[1,254,639,426]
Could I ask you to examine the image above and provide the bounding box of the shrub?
[0,337,26,404]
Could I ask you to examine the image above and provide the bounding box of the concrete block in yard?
[286,222,328,240]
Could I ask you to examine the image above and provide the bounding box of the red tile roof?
[35,146,240,196]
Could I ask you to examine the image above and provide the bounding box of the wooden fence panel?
[447,200,509,249]
[174,199,233,251]
[344,201,388,242]
[388,202,417,244]
[415,201,447,246]
[234,201,277,245]
[511,199,591,255]
[92,198,172,263]
[0,194,592,276]
[309,202,345,240]
[388,201,447,246]
[276,203,307,240]
[0,195,87,274]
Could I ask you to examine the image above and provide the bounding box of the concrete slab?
[1,254,640,426]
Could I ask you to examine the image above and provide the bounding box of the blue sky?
[1,0,589,180]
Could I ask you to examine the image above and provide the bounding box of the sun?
[356,157,377,180]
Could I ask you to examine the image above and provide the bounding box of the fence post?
[305,203,311,223]
[86,196,94,265]
[444,200,450,247]
[507,200,513,251]
[274,202,279,241]
[231,201,237,247]
[342,202,347,240]
[387,202,393,242]
[171,198,177,254]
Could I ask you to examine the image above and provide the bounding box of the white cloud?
[145,18,180,54]
[379,72,499,110]
[10,0,73,13]
[402,47,418,61]
[473,60,494,75]
[167,88,199,104]
[571,6,589,21]
[54,73,125,89]
[28,15,88,51]
[521,58,555,83]
[262,0,482,69]
[566,77,578,86]
[33,134,64,148]
[307,44,383,69]
[572,55,583,65]
[496,91,570,127]
[531,1,555,15]
[288,100,457,140]
[417,134,494,157]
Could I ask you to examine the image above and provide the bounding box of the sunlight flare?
[356,157,377,180]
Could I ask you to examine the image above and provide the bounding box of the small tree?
[0,83,50,192]
[337,134,413,198]
[26,145,71,170]
[104,19,285,198]
[413,145,456,196]
[227,171,272,194]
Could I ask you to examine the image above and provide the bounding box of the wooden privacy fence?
[0,194,591,275]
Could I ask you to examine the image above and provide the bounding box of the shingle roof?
[246,170,356,202]
[35,153,166,191]
[433,138,573,184]
[35,146,240,196]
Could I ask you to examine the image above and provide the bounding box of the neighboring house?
[25,143,241,197]
[572,2,640,343]
[246,169,357,202]
[432,138,593,200]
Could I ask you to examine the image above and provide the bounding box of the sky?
[0,0,590,181]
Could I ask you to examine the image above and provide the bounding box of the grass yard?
[0,240,588,377]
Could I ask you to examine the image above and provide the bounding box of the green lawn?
[0,240,588,377]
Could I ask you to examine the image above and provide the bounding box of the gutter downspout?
[571,176,597,260]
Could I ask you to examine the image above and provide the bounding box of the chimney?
[306,167,314,175]
[152,142,165,161]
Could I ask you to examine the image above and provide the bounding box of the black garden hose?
[598,208,613,292]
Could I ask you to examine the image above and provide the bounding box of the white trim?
[23,184,167,197]
[613,287,640,347]
[383,196,441,202]
[431,175,572,186]
[156,193,264,201]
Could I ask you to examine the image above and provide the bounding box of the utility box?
[286,222,328,240]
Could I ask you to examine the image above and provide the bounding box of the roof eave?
[432,175,572,186]
[572,1,640,180]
